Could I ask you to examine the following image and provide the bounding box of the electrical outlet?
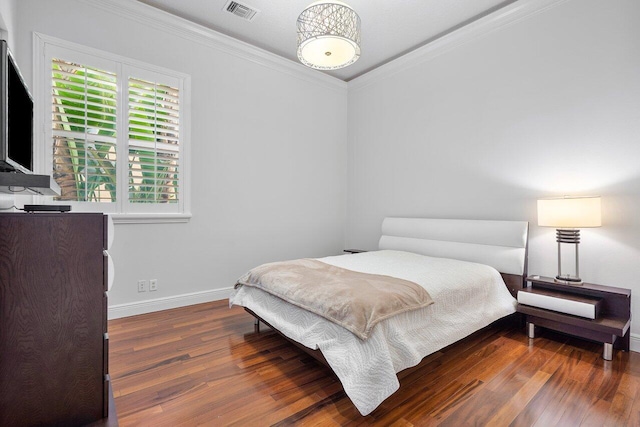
[149,279,158,291]
[0,196,14,210]
[138,280,147,292]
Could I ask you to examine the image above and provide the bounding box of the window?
[128,78,180,204]
[52,59,118,203]
[37,35,190,222]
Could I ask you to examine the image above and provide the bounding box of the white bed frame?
[379,217,529,297]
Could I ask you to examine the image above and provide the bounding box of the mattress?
[229,250,517,415]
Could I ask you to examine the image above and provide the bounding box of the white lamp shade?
[537,196,602,228]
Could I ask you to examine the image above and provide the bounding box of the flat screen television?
[0,39,33,174]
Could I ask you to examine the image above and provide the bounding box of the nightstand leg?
[527,322,535,339]
[603,343,613,361]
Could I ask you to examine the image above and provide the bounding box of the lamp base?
[555,275,583,285]
[554,228,583,286]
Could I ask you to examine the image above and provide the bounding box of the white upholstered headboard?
[378,217,529,276]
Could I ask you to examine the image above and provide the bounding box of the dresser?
[0,213,116,426]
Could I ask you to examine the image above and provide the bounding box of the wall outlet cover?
[0,196,15,210]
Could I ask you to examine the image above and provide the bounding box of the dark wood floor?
[109,300,640,426]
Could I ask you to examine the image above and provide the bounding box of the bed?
[229,217,529,415]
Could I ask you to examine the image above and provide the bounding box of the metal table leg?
[603,342,613,361]
[527,322,535,339]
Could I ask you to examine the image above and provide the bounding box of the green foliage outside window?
[52,60,117,202]
[52,60,180,204]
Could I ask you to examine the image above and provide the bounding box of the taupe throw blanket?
[236,259,434,340]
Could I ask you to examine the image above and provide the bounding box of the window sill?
[111,213,192,224]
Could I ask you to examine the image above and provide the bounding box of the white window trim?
[33,32,192,224]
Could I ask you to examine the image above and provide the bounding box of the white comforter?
[229,250,517,415]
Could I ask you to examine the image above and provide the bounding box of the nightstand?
[517,276,631,361]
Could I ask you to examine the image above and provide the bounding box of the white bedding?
[229,250,517,415]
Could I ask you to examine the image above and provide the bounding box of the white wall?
[347,0,640,327]
[0,0,16,46]
[14,0,347,314]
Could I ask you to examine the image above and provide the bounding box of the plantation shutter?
[128,77,180,204]
[51,59,117,202]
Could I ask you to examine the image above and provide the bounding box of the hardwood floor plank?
[580,398,612,427]
[510,353,574,426]
[598,352,633,403]
[625,383,640,427]
[116,404,164,426]
[486,370,551,426]
[531,377,582,427]
[374,324,512,420]
[440,340,555,426]
[108,301,639,426]
[604,371,639,426]
[556,357,611,426]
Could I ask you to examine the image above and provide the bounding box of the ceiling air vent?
[223,0,260,22]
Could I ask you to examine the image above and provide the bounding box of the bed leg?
[603,343,613,361]
[527,322,535,339]
[254,317,260,332]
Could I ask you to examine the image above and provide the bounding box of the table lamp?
[537,196,601,284]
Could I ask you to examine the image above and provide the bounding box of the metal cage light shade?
[297,1,361,70]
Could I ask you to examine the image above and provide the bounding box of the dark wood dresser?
[0,213,116,426]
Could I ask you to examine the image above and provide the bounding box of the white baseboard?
[108,287,233,319]
[630,333,640,354]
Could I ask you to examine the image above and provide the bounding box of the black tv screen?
[1,40,33,173]
[8,55,33,171]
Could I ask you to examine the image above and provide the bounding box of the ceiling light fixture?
[296,1,361,70]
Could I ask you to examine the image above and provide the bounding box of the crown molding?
[348,0,571,92]
[81,0,347,93]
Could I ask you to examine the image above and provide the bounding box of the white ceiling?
[135,0,516,81]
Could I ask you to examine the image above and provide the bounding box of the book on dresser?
[0,213,117,427]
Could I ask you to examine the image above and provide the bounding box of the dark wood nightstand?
[517,275,631,361]
[343,249,367,254]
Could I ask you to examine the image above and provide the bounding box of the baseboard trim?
[108,287,232,319]
[630,333,640,354]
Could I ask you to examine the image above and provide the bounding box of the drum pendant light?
[297,1,361,70]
